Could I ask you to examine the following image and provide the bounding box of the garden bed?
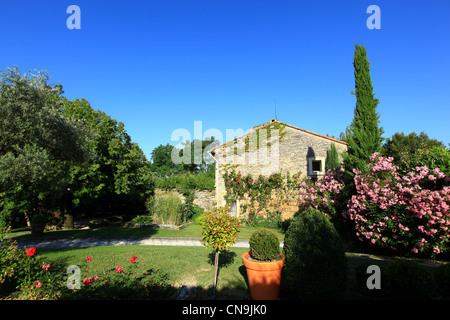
[124,221,194,231]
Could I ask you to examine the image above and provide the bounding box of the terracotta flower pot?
[242,251,285,300]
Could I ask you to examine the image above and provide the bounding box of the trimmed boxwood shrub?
[249,228,281,261]
[384,260,436,299]
[282,208,347,300]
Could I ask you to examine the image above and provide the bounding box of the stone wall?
[154,188,216,212]
[211,120,347,219]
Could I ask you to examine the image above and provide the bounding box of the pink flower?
[83,277,92,285]
[116,266,124,273]
[42,264,50,271]
[34,281,42,288]
[433,246,441,254]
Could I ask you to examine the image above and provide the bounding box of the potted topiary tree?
[30,213,48,237]
[242,228,285,300]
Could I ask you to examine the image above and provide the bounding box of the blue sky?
[1,0,449,159]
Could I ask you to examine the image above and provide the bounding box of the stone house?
[209,119,348,219]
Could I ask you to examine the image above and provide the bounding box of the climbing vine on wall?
[222,168,346,222]
[222,170,303,216]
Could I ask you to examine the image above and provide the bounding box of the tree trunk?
[64,214,74,230]
[213,250,219,299]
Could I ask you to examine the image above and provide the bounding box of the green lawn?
[34,245,446,300]
[38,245,252,300]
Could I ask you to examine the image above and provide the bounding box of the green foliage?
[382,132,445,173]
[282,208,347,299]
[131,216,154,224]
[411,145,450,177]
[248,228,281,261]
[154,171,215,191]
[31,214,48,225]
[151,137,218,177]
[0,67,92,226]
[384,260,436,299]
[326,143,340,171]
[150,143,178,177]
[146,192,184,225]
[65,256,172,300]
[61,97,154,216]
[222,170,283,210]
[343,44,383,175]
[201,206,241,253]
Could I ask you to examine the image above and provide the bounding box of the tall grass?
[146,192,184,225]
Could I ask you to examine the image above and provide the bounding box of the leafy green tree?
[0,67,91,227]
[343,44,384,175]
[150,143,178,177]
[61,98,154,218]
[411,145,450,177]
[382,131,445,173]
[326,143,340,171]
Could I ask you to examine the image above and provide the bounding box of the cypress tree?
[326,143,340,171]
[343,44,383,174]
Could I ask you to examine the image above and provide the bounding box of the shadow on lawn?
[11,226,159,241]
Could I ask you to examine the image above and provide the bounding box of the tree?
[0,67,91,227]
[150,143,178,177]
[201,206,241,299]
[343,44,384,175]
[61,98,154,218]
[382,131,445,173]
[326,143,340,171]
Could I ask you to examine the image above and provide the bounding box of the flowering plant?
[345,152,450,257]
[223,170,283,211]
[71,254,171,300]
[297,167,345,219]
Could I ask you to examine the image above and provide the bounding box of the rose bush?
[344,152,450,258]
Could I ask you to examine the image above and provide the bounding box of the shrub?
[345,152,450,258]
[282,208,347,299]
[384,260,436,299]
[131,216,153,224]
[435,263,450,298]
[249,229,281,261]
[200,206,241,298]
[146,192,183,225]
[201,206,241,253]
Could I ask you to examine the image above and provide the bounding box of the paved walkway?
[15,237,257,250]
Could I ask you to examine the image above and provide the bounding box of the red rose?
[116,266,124,273]
[86,256,92,262]
[27,247,36,257]
[83,277,92,285]
[130,256,137,263]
